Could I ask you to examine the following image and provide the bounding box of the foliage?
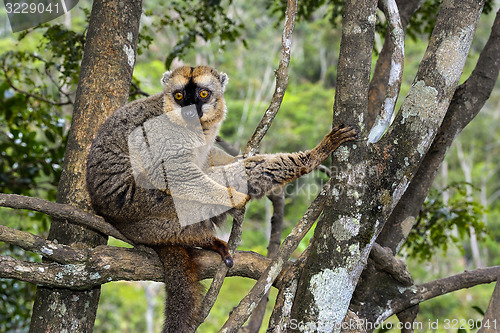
[265,0,344,26]
[0,82,66,199]
[0,245,37,333]
[404,183,488,262]
[142,0,246,69]
[0,23,86,199]
[267,0,496,41]
[3,23,85,102]
[0,21,85,331]
[406,0,494,40]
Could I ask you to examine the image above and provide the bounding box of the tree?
[0,0,499,332]
[3,0,143,331]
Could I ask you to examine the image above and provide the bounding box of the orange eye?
[199,90,209,98]
[174,91,183,100]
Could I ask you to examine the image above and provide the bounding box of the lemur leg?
[244,125,357,198]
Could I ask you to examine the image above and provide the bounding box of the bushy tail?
[154,245,203,333]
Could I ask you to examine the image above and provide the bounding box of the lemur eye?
[199,90,210,99]
[174,91,183,100]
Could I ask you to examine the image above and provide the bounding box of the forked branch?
[383,266,500,322]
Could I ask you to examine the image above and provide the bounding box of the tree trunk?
[29,0,142,331]
[290,0,485,331]
[289,0,378,329]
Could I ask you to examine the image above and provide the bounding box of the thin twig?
[220,180,331,333]
[195,209,246,331]
[243,189,285,332]
[130,82,150,98]
[245,0,298,157]
[44,67,74,104]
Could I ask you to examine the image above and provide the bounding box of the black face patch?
[173,78,211,119]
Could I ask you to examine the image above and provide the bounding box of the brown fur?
[86,66,357,332]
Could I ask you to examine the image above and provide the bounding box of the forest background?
[0,0,499,332]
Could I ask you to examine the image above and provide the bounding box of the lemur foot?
[316,124,358,157]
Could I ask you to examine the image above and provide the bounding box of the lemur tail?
[154,245,203,333]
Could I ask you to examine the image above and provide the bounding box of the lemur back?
[86,65,357,333]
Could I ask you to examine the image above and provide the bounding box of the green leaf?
[471,305,485,316]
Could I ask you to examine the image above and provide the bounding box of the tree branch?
[383,266,500,322]
[0,193,288,289]
[292,0,485,330]
[352,7,497,331]
[366,0,420,130]
[243,189,285,332]
[196,209,245,331]
[245,0,297,156]
[267,277,299,333]
[0,242,274,290]
[267,250,310,332]
[290,0,378,327]
[0,193,131,244]
[0,225,87,264]
[369,242,412,286]
[367,0,404,143]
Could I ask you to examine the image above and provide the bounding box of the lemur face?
[161,66,228,129]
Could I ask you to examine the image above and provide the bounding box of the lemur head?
[161,66,228,130]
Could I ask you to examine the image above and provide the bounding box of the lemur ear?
[219,72,229,92]
[161,71,173,87]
